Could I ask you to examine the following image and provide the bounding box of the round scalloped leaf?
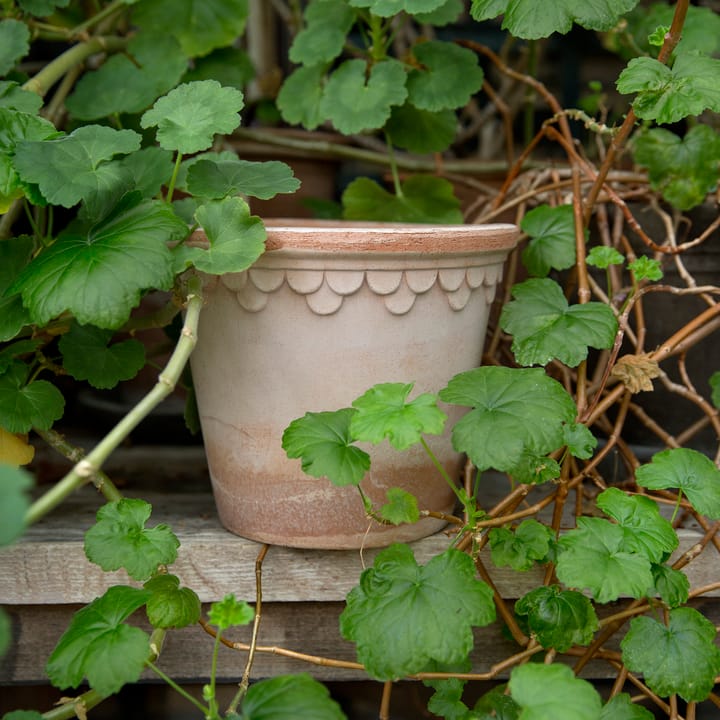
[144,574,201,629]
[349,0,447,16]
[208,594,254,630]
[0,19,29,76]
[290,0,354,66]
[0,363,65,433]
[520,204,577,277]
[386,104,457,154]
[320,59,408,134]
[140,80,243,154]
[415,0,464,25]
[0,82,43,113]
[600,694,654,720]
[277,64,326,130]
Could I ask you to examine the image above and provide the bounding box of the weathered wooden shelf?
[1,485,718,685]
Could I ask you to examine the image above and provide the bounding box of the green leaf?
[414,0,464,26]
[500,278,618,367]
[208,594,254,630]
[600,694,654,720]
[132,0,249,58]
[1,711,44,720]
[117,146,174,201]
[65,33,188,120]
[470,0,639,39]
[186,156,300,200]
[282,408,371,487]
[0,81,43,114]
[143,574,200,629]
[140,80,243,154]
[515,585,598,651]
[439,366,577,473]
[489,519,553,571]
[0,363,65,433]
[349,0,448,14]
[385,104,457,154]
[509,663,602,720]
[12,193,186,328]
[520,204,577,277]
[173,197,266,275]
[350,382,447,450]
[46,585,151,696]
[17,0,70,15]
[711,371,720,409]
[473,684,520,720]
[621,607,720,702]
[182,46,254,90]
[563,423,597,460]
[508,452,561,485]
[628,256,662,282]
[650,564,689,608]
[426,677,472,720]
[277,64,326,130]
[635,448,720,520]
[586,246,624,269]
[320,59,408,134]
[84,498,180,581]
[237,674,347,720]
[14,125,141,208]
[0,19,29,76]
[342,175,462,223]
[380,487,420,525]
[0,235,33,341]
[0,464,33,546]
[340,544,495,680]
[633,125,720,211]
[616,53,720,124]
[59,323,145,390]
[556,517,654,603]
[406,41,484,112]
[290,0,355,66]
[595,487,677,563]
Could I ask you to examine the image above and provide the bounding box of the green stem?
[420,437,463,505]
[24,275,203,525]
[40,689,106,720]
[166,152,184,204]
[384,132,403,197]
[71,0,127,36]
[146,660,211,716]
[670,489,684,525]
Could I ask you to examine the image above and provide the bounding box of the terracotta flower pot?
[191,221,518,548]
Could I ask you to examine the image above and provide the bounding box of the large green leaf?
[282,408,371,487]
[117,146,174,200]
[0,363,65,433]
[46,585,152,696]
[65,33,188,120]
[509,663,602,720]
[621,607,720,702]
[520,204,577,277]
[320,59,408,134]
[84,498,180,581]
[489,519,553,571]
[341,175,462,223]
[340,544,496,680]
[438,366,577,473]
[556,517,654,603]
[500,278,618,367]
[132,0,249,58]
[0,81,43,114]
[277,64,326,130]
[140,80,244,154]
[470,0,639,39]
[0,464,32,546]
[633,125,720,211]
[0,19,29,75]
[635,448,720,520]
[12,193,186,328]
[349,382,447,450]
[385,104,457,154]
[290,0,355,66]
[616,53,720,125]
[144,574,201,629]
[237,674,347,720]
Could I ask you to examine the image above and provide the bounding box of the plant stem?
[146,660,211,716]
[40,690,106,720]
[166,152,184,204]
[420,437,463,505]
[24,275,203,525]
[71,0,127,36]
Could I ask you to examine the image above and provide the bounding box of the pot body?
[191,221,518,548]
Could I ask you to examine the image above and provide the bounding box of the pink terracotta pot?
[191,221,518,548]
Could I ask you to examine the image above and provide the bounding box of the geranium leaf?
[290,0,355,66]
[144,574,201,629]
[650,564,689,608]
[500,278,618,367]
[0,81,43,114]
[586,246,624,269]
[65,33,188,120]
[237,674,347,720]
[563,422,597,459]
[208,594,254,630]
[59,322,145,390]
[508,663,602,720]
[0,363,64,433]
[380,488,420,525]
[186,156,300,200]
[406,41,484,112]
[17,0,71,14]
[173,196,265,275]
[635,448,720,520]
[183,46,254,90]
[616,53,720,124]
[12,193,186,328]
[439,366,577,473]
[349,0,447,15]
[600,694,654,720]
[633,125,720,211]
[515,585,598,652]
[0,234,33,341]
[470,0,639,39]
[628,256,662,282]
[117,146,174,200]
[340,544,495,679]
[595,487,677,563]
[1,711,44,720]
[84,498,180,581]
[0,19,29,76]
[140,80,244,154]
[621,607,720,702]
[46,585,152,696]
[277,64,326,130]
[426,677,472,720]
[520,204,577,277]
[282,408,371,487]
[350,382,447,450]
[320,59,408,134]
[132,0,249,58]
[489,519,553,571]
[13,125,141,208]
[0,464,32,546]
[386,104,457,153]
[342,175,462,223]
[473,684,521,719]
[556,517,654,603]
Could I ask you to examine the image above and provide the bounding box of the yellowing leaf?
[611,353,661,393]
[0,427,34,465]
